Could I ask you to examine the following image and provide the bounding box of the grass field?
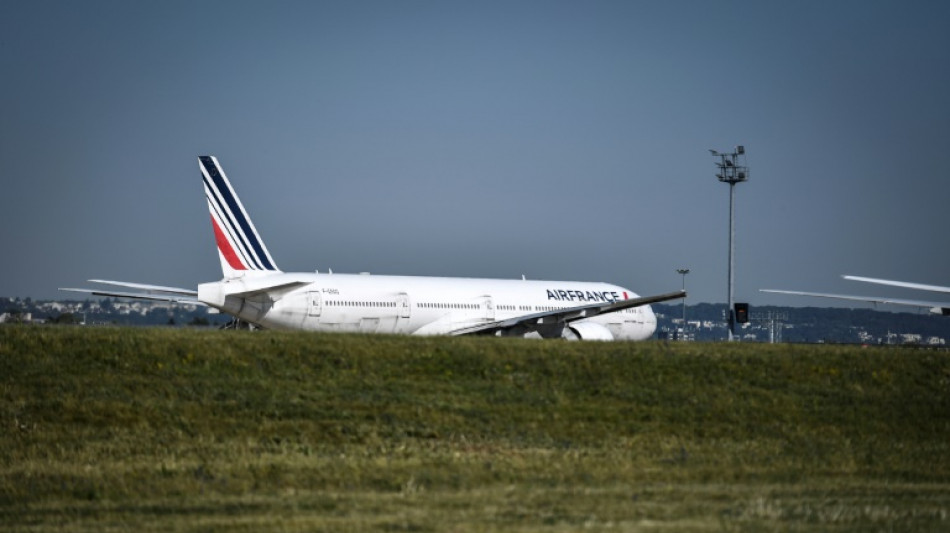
[1,326,949,531]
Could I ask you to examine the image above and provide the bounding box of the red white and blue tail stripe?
[200,156,279,278]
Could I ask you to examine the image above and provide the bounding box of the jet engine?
[565,321,614,341]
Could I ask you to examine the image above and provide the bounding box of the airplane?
[61,156,685,340]
[761,275,950,316]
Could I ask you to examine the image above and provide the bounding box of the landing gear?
[219,318,259,331]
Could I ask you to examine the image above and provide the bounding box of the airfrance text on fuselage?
[546,289,623,303]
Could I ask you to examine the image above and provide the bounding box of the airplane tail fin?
[199,156,280,279]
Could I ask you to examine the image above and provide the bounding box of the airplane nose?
[639,305,658,339]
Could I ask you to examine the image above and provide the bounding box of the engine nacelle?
[566,321,615,341]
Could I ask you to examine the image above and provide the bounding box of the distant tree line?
[654,303,950,344]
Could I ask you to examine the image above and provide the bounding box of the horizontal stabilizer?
[224,280,311,298]
[88,279,198,296]
[60,280,202,305]
[209,273,316,298]
[60,287,204,305]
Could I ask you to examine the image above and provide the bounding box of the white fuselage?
[198,273,658,340]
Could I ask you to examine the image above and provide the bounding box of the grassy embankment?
[1,326,949,531]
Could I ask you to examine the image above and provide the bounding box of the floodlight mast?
[712,146,749,341]
[676,268,690,340]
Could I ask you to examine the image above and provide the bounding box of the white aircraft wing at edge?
[761,274,950,315]
[842,275,950,294]
[760,289,950,312]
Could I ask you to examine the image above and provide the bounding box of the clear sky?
[2,0,949,307]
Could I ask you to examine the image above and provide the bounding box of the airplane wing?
[760,289,950,315]
[449,290,686,337]
[842,275,950,294]
[60,280,204,306]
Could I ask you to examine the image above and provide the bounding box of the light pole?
[676,268,690,340]
[710,146,749,341]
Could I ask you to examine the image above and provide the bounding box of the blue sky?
[2,1,949,307]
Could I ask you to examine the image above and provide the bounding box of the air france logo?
[546,289,625,303]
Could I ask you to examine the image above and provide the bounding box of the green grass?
[1,326,949,531]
